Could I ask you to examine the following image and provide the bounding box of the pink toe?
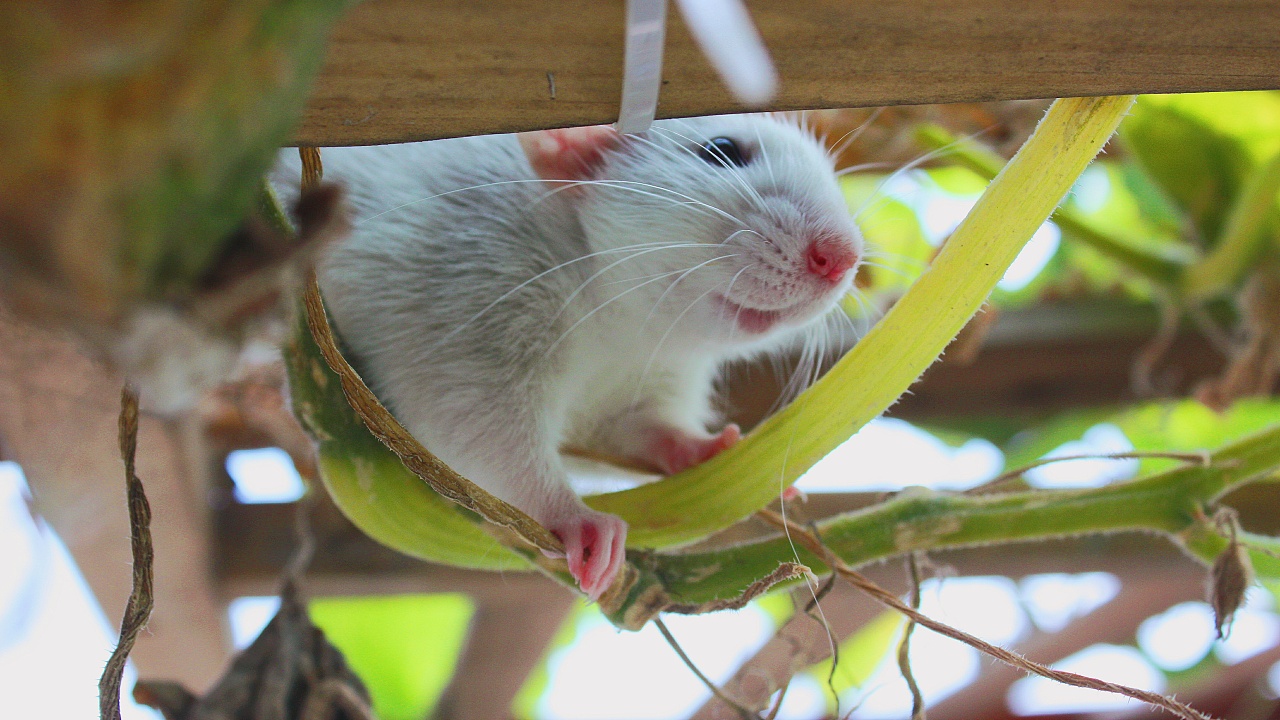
[549,512,628,601]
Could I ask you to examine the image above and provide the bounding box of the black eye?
[697,137,749,168]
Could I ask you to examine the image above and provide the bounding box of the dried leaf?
[1210,534,1255,639]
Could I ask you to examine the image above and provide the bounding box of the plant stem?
[641,423,1280,605]
[1183,148,1280,300]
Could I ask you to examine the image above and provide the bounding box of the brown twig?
[799,573,843,715]
[99,385,155,720]
[755,509,1218,720]
[654,617,756,720]
[897,553,926,720]
[283,490,316,589]
[299,147,324,191]
[972,450,1211,493]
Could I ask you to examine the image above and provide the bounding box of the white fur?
[273,114,862,593]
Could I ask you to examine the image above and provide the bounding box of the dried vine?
[99,385,154,720]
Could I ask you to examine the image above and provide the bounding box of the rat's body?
[274,116,862,598]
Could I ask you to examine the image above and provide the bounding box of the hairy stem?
[636,423,1280,606]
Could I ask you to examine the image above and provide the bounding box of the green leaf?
[310,594,475,720]
[1122,96,1256,244]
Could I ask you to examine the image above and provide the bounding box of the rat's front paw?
[643,423,741,475]
[546,508,628,601]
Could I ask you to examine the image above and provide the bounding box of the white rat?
[274,115,862,599]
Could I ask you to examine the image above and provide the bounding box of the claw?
[548,509,628,601]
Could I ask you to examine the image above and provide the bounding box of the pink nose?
[806,237,858,282]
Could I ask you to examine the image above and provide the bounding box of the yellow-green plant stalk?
[589,96,1139,547]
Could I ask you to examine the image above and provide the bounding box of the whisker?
[424,242,708,353]
[835,160,901,178]
[542,271,695,358]
[860,260,927,280]
[554,178,751,229]
[664,121,772,207]
[850,126,999,221]
[829,107,885,162]
[630,132,759,208]
[546,253,738,358]
[722,264,758,344]
[628,258,750,409]
[634,279,733,401]
[753,123,779,188]
[548,243,724,326]
[655,124,769,209]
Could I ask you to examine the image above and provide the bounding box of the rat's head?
[519,115,862,346]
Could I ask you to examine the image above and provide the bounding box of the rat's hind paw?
[549,509,628,601]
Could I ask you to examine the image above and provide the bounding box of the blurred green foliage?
[309,594,475,720]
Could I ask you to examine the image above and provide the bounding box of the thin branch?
[897,553,926,720]
[99,385,155,720]
[801,573,843,716]
[654,617,755,720]
[755,509,1217,720]
[283,491,316,589]
[1132,295,1182,396]
[975,450,1211,491]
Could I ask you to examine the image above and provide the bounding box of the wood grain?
[295,0,1280,146]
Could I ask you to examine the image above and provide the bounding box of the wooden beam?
[296,0,1280,146]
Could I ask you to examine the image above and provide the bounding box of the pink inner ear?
[518,126,619,183]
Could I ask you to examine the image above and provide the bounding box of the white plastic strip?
[617,0,669,135]
[675,0,777,106]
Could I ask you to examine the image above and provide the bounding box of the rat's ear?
[518,126,620,185]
